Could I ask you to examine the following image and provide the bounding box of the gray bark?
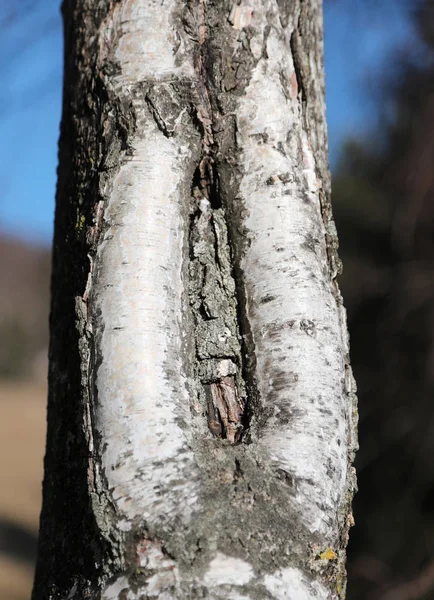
[33,1,358,598]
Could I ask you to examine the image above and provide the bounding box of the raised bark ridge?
[33,1,358,599]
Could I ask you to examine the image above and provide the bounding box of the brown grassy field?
[0,382,46,600]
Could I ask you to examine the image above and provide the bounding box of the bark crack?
[188,167,247,443]
[187,0,255,444]
[290,25,307,107]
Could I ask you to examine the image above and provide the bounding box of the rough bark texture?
[33,1,358,599]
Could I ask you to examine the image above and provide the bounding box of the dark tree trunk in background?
[332,3,434,598]
[33,1,357,598]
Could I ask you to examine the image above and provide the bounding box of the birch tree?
[33,0,358,598]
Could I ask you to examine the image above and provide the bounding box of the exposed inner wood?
[207,376,245,443]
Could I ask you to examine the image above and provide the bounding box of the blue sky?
[0,0,417,245]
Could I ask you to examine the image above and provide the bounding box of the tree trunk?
[33,1,358,598]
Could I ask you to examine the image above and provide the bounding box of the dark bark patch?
[276,468,295,487]
[145,84,183,137]
[300,319,316,337]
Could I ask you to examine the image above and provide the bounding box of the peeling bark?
[33,1,358,599]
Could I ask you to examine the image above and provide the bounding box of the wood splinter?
[207,376,244,443]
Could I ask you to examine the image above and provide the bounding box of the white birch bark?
[33,1,358,599]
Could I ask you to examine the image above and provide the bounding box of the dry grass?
[0,557,35,600]
[0,382,46,600]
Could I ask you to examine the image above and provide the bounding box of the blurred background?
[0,0,433,598]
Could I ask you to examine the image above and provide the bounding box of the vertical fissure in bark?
[290,29,307,108]
[188,121,249,443]
[187,0,260,443]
